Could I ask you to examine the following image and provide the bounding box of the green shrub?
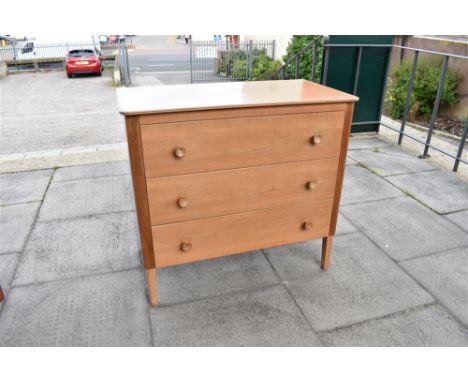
[282,35,323,80]
[231,59,247,79]
[219,48,282,80]
[251,52,283,81]
[386,59,462,120]
[218,49,247,76]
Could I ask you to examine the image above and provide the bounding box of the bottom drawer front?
[153,200,333,267]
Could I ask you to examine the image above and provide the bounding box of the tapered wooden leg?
[145,268,158,306]
[321,236,333,270]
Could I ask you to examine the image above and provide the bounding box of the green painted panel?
[324,35,393,133]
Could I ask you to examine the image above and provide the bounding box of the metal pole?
[453,117,468,172]
[376,47,392,133]
[126,44,131,85]
[190,39,193,84]
[321,46,329,85]
[248,40,253,80]
[311,41,317,82]
[12,40,18,60]
[399,36,406,63]
[272,40,275,60]
[295,54,300,79]
[398,50,419,145]
[420,55,449,158]
[352,47,363,95]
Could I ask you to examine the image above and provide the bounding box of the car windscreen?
[68,49,95,57]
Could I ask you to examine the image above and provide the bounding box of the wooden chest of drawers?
[117,79,357,305]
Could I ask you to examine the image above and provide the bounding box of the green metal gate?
[322,35,393,133]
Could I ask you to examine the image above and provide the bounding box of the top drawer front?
[140,111,345,178]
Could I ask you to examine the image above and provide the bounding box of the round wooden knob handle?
[302,222,313,231]
[177,197,189,208]
[306,181,317,190]
[311,135,322,145]
[173,147,186,159]
[180,242,192,252]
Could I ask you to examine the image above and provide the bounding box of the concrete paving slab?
[0,254,18,306]
[150,285,321,346]
[157,251,279,305]
[0,169,52,205]
[445,210,468,232]
[264,233,433,331]
[14,212,140,285]
[400,247,468,327]
[386,170,468,214]
[0,202,40,254]
[335,213,358,236]
[342,197,468,261]
[346,156,357,166]
[348,145,437,177]
[320,304,468,346]
[348,138,391,150]
[0,269,151,346]
[53,161,130,182]
[341,165,403,205]
[38,175,135,221]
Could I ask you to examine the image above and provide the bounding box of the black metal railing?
[272,38,468,173]
[272,36,323,81]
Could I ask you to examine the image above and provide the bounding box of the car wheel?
[97,70,102,77]
[67,73,72,78]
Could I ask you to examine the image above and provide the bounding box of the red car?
[66,49,103,78]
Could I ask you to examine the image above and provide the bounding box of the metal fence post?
[295,54,300,79]
[420,55,449,158]
[398,50,419,145]
[376,47,392,133]
[352,47,363,95]
[321,45,329,85]
[453,117,468,172]
[125,44,131,85]
[311,41,317,82]
[12,41,18,60]
[248,40,253,80]
[272,40,275,60]
[189,39,193,84]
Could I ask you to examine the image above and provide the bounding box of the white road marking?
[146,64,175,67]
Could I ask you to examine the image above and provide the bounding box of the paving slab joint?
[261,249,322,339]
[352,225,468,333]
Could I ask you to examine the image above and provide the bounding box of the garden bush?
[219,48,282,80]
[386,58,462,120]
[251,52,282,81]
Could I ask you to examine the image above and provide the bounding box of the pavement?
[1,136,467,346]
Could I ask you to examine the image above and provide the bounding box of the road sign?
[214,35,222,42]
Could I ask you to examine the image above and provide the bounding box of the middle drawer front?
[147,158,338,225]
[152,199,333,268]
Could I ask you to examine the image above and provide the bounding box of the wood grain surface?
[147,158,339,225]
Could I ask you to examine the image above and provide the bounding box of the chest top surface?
[117,79,358,116]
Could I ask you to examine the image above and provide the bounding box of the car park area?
[0,71,125,157]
